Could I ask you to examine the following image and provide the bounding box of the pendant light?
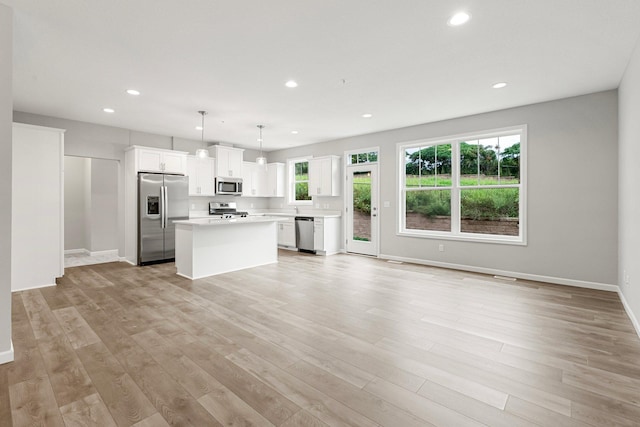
[256,124,267,165]
[195,110,209,158]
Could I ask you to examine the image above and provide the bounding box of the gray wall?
[619,37,640,326]
[0,3,12,361]
[90,158,118,252]
[64,156,89,250]
[269,91,619,286]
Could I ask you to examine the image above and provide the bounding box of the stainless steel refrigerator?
[138,172,189,265]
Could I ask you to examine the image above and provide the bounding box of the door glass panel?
[352,171,372,241]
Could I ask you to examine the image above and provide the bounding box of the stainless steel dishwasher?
[295,217,315,253]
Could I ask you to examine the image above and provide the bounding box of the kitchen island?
[173,216,282,279]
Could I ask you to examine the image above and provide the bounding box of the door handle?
[162,186,168,228]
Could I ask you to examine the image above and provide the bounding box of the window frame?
[397,125,527,245]
[287,156,313,205]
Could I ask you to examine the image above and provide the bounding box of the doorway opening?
[64,156,119,267]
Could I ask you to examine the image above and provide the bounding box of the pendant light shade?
[256,124,267,165]
[196,110,209,158]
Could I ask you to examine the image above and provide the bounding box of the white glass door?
[346,164,378,256]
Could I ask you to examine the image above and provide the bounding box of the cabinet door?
[242,162,254,196]
[319,158,333,196]
[308,158,322,196]
[162,151,186,174]
[278,219,296,247]
[138,149,163,172]
[228,149,243,178]
[267,163,285,197]
[199,158,216,196]
[186,156,199,195]
[314,218,324,250]
[253,164,267,196]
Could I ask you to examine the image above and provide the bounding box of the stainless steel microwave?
[215,177,243,195]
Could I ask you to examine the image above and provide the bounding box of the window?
[288,157,312,204]
[399,125,526,244]
[348,150,378,165]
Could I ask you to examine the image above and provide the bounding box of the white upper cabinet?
[308,155,341,197]
[135,147,187,174]
[242,161,268,197]
[267,162,285,197]
[186,155,216,196]
[213,145,244,178]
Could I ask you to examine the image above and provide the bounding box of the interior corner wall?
[90,158,118,252]
[268,91,619,287]
[64,156,89,251]
[83,158,92,251]
[0,3,12,362]
[619,36,640,329]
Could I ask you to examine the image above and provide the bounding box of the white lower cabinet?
[278,217,296,247]
[313,217,341,255]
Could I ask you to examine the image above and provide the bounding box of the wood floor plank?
[131,329,218,399]
[36,332,96,408]
[3,252,640,426]
[116,344,223,427]
[286,359,432,427]
[0,367,12,425]
[59,392,118,427]
[53,306,101,350]
[9,376,65,427]
[131,412,171,427]
[75,341,157,426]
[280,410,331,427]
[364,376,487,427]
[198,387,275,427]
[226,348,380,427]
[182,340,301,426]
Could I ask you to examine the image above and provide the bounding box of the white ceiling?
[6,0,640,151]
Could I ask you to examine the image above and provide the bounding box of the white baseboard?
[89,249,118,257]
[618,290,640,339]
[378,253,619,292]
[12,282,57,293]
[0,341,14,365]
[64,248,89,255]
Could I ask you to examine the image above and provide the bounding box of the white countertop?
[189,210,342,219]
[175,216,285,227]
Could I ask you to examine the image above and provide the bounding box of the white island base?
[174,217,279,279]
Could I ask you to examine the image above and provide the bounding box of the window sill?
[397,230,526,246]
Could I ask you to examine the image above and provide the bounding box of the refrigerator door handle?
[164,186,168,228]
[161,185,166,229]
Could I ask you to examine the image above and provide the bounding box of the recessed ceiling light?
[492,82,508,89]
[448,12,470,26]
[103,108,115,113]
[195,126,203,130]
[291,130,299,134]
[285,80,298,88]
[362,113,373,118]
[126,89,140,96]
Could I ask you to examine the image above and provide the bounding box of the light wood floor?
[2,250,640,426]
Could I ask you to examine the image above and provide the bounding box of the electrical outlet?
[250,203,254,208]
[191,204,195,209]
[624,270,630,286]
[438,244,445,252]
[315,203,320,208]
[383,201,391,208]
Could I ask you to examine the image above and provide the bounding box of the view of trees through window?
[402,132,522,238]
[294,160,312,201]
